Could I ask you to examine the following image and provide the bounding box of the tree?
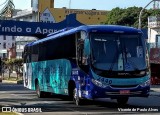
[105,7,124,25]
[3,58,23,80]
[13,58,23,80]
[148,9,160,16]
[105,7,160,28]
[4,59,14,79]
[1,58,7,79]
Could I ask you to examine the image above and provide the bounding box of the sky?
[0,0,158,11]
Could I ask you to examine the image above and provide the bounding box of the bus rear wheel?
[36,82,44,98]
[117,97,129,106]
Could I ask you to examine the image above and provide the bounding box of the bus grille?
[110,85,138,88]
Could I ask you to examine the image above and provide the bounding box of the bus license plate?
[120,90,130,94]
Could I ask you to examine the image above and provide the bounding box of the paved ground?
[0,83,160,115]
[1,70,160,115]
[150,85,160,96]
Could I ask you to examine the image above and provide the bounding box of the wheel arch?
[35,78,38,90]
[68,80,76,97]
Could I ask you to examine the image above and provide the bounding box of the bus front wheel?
[117,97,129,105]
[73,88,83,106]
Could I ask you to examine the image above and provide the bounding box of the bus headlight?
[91,79,108,88]
[140,80,150,87]
[140,71,145,75]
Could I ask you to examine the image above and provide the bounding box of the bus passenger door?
[77,39,89,73]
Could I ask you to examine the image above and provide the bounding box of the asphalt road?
[0,83,160,115]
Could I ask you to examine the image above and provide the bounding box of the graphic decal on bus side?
[91,70,112,85]
[31,59,72,94]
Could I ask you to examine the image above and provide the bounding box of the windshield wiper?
[123,43,128,63]
[109,40,119,73]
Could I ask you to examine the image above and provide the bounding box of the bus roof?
[29,25,142,46]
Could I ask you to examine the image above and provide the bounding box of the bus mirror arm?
[92,60,96,64]
[84,39,90,56]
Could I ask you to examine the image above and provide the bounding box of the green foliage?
[106,7,124,25]
[105,7,160,28]
[148,9,160,16]
[13,58,23,66]
[3,58,23,67]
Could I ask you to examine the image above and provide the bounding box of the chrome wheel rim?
[73,88,79,105]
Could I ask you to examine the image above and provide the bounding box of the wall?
[148,28,158,43]
[37,0,108,25]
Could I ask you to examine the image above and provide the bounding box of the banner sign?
[0,14,83,38]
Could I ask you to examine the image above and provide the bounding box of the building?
[147,16,160,85]
[15,36,36,58]
[0,0,31,59]
[148,16,160,47]
[0,8,21,59]
[32,0,108,24]
[0,36,15,58]
[12,8,38,22]
[0,7,38,59]
[12,8,37,58]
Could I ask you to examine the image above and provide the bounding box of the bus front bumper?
[90,85,150,99]
[81,83,150,99]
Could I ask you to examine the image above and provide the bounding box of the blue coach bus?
[23,25,150,105]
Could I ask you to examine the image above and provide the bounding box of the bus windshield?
[90,33,146,71]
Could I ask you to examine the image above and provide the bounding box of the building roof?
[12,8,33,18]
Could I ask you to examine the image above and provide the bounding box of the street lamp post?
[138,0,160,29]
[67,0,72,27]
[69,0,71,10]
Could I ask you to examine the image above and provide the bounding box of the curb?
[15,112,24,115]
[2,80,23,84]
[150,90,160,97]
[0,112,23,115]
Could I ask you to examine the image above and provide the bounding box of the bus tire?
[73,88,83,106]
[35,81,44,98]
[117,97,129,106]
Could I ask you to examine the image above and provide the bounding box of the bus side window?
[77,40,84,64]
[23,47,28,63]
